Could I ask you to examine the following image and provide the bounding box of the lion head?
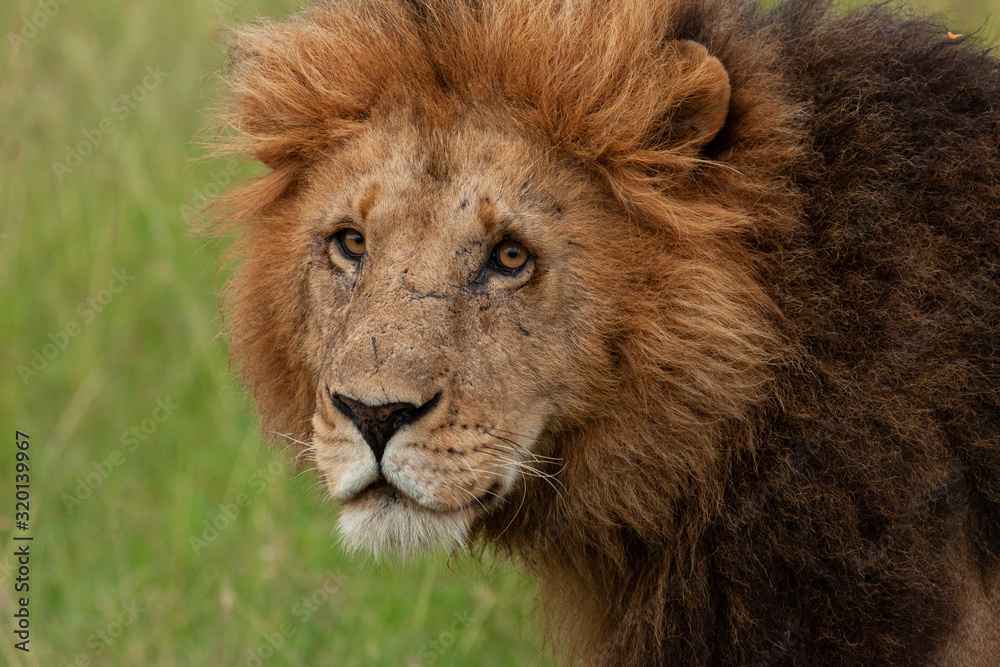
[210,0,798,568]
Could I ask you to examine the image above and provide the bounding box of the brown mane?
[208,0,1000,663]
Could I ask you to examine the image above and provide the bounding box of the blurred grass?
[0,0,995,665]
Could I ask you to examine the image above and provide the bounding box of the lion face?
[297,109,612,556]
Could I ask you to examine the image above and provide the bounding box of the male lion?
[208,0,1000,663]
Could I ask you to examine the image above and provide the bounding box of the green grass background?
[0,1,996,665]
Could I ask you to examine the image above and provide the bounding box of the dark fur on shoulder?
[597,2,1000,663]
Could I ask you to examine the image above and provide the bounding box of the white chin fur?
[337,494,472,559]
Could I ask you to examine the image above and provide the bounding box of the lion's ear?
[662,40,731,155]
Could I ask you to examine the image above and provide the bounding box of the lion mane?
[208,0,1000,663]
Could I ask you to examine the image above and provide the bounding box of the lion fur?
[209,0,1000,664]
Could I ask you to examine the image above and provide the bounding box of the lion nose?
[330,392,441,462]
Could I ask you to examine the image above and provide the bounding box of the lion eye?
[490,239,530,273]
[336,229,366,259]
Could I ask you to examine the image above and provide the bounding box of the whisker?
[294,464,319,480]
[482,426,535,439]
[484,432,563,463]
[306,479,329,496]
[494,472,530,543]
[492,460,566,484]
[293,412,317,425]
[480,444,564,465]
[485,456,566,497]
[459,455,480,484]
[455,485,490,513]
[272,431,314,452]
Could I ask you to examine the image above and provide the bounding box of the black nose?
[330,392,441,462]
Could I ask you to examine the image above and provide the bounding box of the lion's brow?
[477,196,497,234]
[354,183,380,220]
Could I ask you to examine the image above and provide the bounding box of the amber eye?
[336,229,366,259]
[490,239,530,273]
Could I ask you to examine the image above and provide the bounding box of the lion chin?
[336,484,475,559]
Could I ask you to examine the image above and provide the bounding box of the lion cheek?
[382,443,504,513]
[328,459,381,501]
[380,458,444,510]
